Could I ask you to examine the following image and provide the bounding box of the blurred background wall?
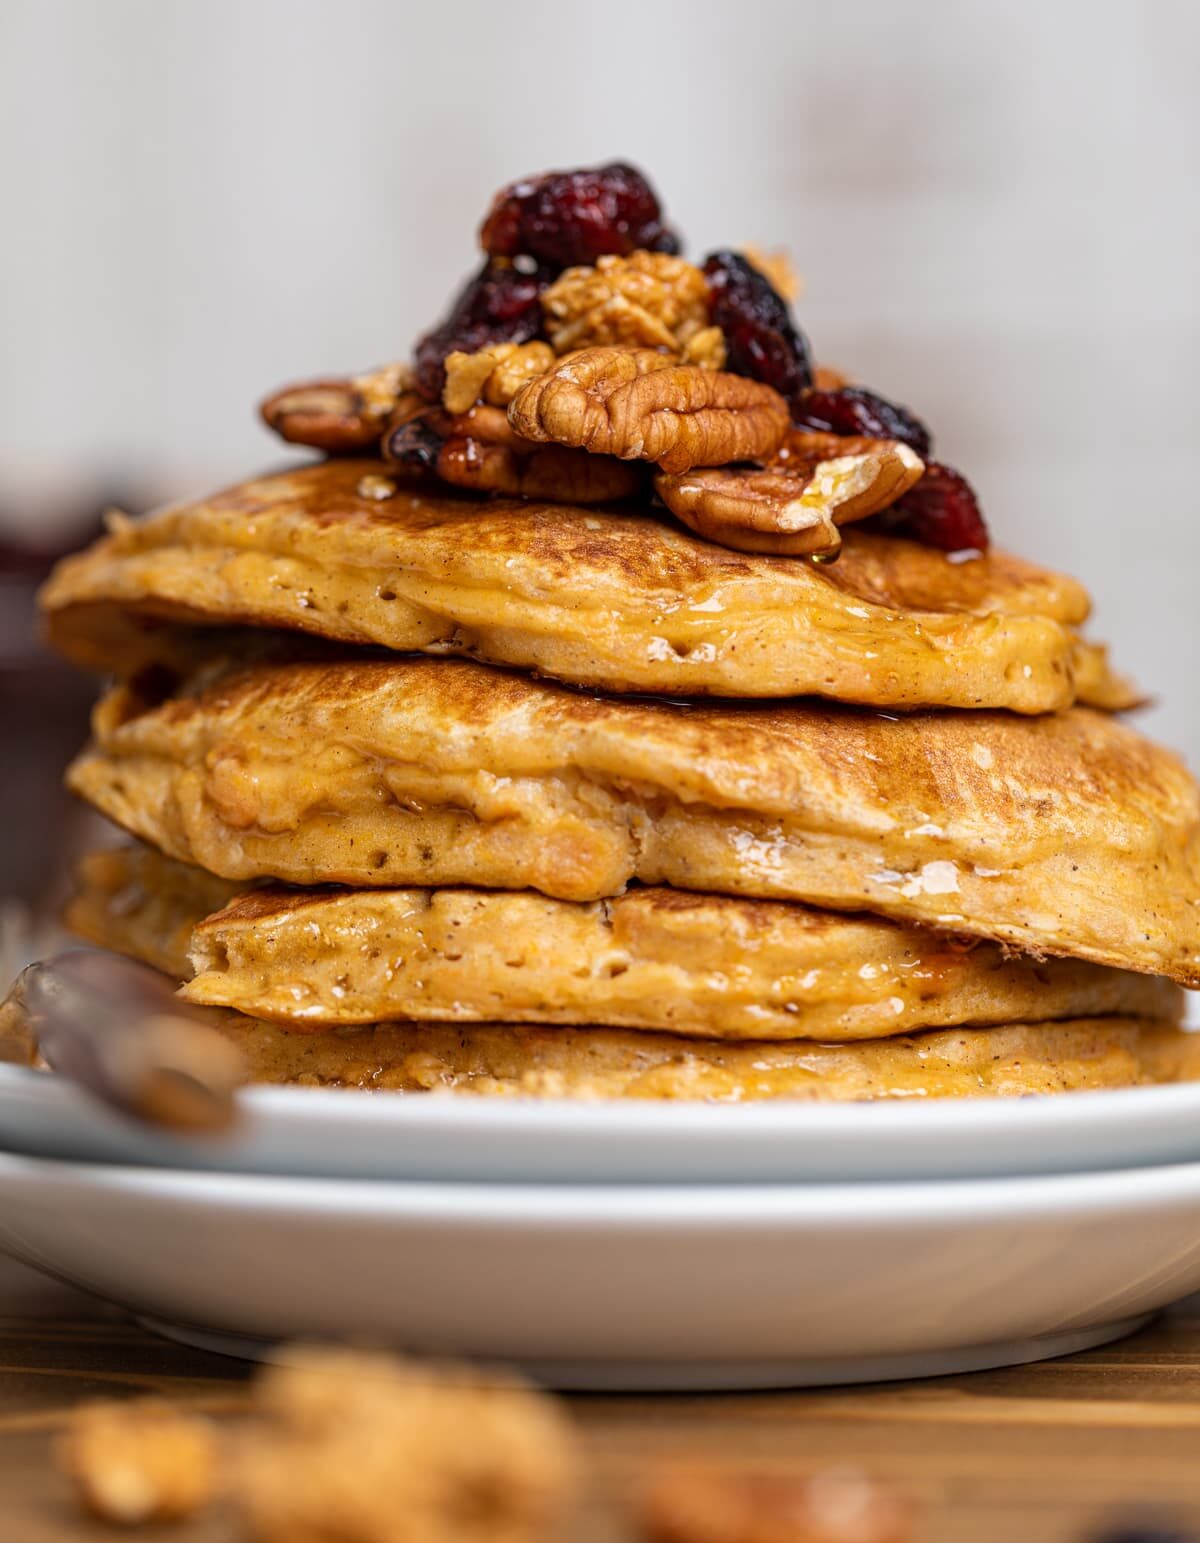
[1,0,1197,896]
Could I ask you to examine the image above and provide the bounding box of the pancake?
[67,657,1200,983]
[66,846,1180,1041]
[40,459,1134,713]
[202,1012,1200,1100]
[67,847,241,978]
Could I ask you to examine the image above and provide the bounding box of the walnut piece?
[234,1348,578,1543]
[442,341,557,414]
[639,1466,913,1543]
[57,1398,219,1526]
[542,252,711,355]
[681,325,727,371]
[260,362,419,452]
[654,435,924,555]
[385,402,646,503]
[508,347,790,475]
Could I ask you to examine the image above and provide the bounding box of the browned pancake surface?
[41,460,1132,712]
[207,1011,1200,1101]
[66,657,1200,982]
[66,846,1181,1041]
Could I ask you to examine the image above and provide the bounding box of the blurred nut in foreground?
[57,1397,219,1526]
[235,1346,579,1543]
[640,1465,912,1543]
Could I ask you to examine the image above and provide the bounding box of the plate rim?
[7,1147,1200,1226]
[8,1058,1200,1136]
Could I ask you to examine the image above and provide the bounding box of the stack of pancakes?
[37,169,1200,1102]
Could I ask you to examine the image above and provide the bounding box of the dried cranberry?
[885,462,989,553]
[413,259,551,401]
[702,251,812,409]
[480,162,679,267]
[795,386,932,459]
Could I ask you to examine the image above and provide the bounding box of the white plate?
[7,1063,1200,1183]
[3,1152,1200,1389]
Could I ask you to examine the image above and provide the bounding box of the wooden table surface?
[4,1252,1200,1543]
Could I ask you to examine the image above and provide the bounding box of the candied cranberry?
[413,259,551,401]
[795,386,932,459]
[886,462,989,553]
[702,251,812,409]
[480,162,679,268]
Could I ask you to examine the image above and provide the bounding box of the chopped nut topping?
[655,435,925,555]
[57,1398,219,1526]
[356,473,398,501]
[509,347,790,474]
[639,1465,913,1543]
[681,325,728,371]
[542,252,711,355]
[234,1347,578,1543]
[443,341,557,414]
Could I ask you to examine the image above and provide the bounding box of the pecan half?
[507,347,789,475]
[655,435,924,556]
[260,362,419,453]
[384,403,646,504]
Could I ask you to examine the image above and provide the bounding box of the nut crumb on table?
[57,1397,219,1526]
[234,1347,579,1543]
[639,1465,913,1543]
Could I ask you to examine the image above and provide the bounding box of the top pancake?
[40,459,1132,713]
[67,655,1200,983]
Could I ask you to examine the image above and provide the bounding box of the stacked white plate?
[5,1064,1200,1389]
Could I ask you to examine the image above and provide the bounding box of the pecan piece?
[640,1465,912,1543]
[508,347,789,475]
[384,403,645,504]
[440,435,646,503]
[260,362,418,453]
[655,435,924,556]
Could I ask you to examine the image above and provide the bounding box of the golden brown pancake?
[67,657,1200,983]
[203,1011,1200,1101]
[40,459,1133,713]
[66,846,1180,1041]
[67,847,241,978]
